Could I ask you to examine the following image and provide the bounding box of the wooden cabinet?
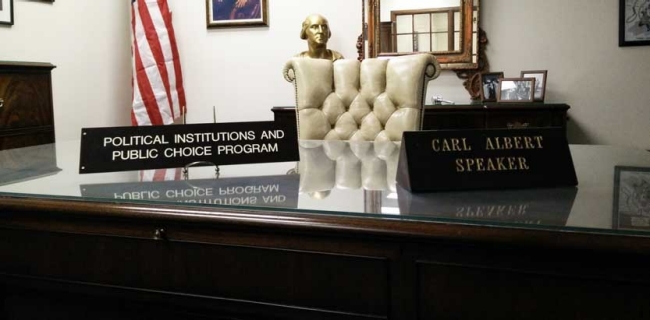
[272,103,570,132]
[423,103,570,130]
[0,61,56,150]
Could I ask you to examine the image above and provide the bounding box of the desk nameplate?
[79,121,298,174]
[397,128,578,192]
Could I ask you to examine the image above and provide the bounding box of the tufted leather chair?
[283,53,441,142]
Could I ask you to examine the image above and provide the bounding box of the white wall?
[483,0,650,148]
[0,0,361,143]
[0,0,132,143]
[0,0,648,149]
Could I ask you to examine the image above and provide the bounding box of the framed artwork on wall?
[613,166,650,231]
[619,0,650,46]
[480,72,504,103]
[496,78,536,103]
[206,0,268,28]
[0,0,14,26]
[520,70,547,102]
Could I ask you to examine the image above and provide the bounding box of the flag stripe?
[159,0,186,114]
[137,1,175,120]
[131,0,185,126]
[132,2,164,125]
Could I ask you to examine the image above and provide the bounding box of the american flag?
[131,0,186,126]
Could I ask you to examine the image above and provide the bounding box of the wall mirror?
[365,0,480,70]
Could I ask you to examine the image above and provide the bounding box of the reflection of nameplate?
[397,186,577,227]
[397,128,578,192]
[79,121,298,174]
[80,174,300,209]
[0,144,61,186]
[613,166,650,231]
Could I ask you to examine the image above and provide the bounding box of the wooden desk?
[272,103,570,131]
[1,143,649,320]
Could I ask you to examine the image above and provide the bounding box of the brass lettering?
[524,136,535,149]
[487,159,497,171]
[485,138,495,150]
[486,136,544,150]
[432,139,440,152]
[451,138,461,151]
[518,157,530,170]
[442,139,451,151]
[496,158,507,170]
[513,136,523,149]
[455,159,465,172]
[475,158,485,171]
[503,137,513,149]
[434,138,472,152]
[534,136,544,148]
[456,157,532,172]
[462,138,472,151]
[465,158,475,172]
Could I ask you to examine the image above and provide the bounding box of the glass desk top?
[1,139,649,237]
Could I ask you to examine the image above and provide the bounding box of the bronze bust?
[296,14,344,61]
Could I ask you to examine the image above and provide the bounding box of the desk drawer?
[423,111,484,130]
[486,110,553,129]
[0,227,390,319]
[0,128,54,150]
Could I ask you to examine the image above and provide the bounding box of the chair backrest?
[283,53,440,142]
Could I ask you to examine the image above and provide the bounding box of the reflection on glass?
[396,186,578,226]
[396,34,412,52]
[431,13,447,31]
[395,15,412,33]
[297,140,401,194]
[417,33,431,52]
[432,33,448,51]
[384,4,461,54]
[414,14,430,32]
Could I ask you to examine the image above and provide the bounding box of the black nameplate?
[79,121,298,173]
[80,174,299,209]
[397,128,578,192]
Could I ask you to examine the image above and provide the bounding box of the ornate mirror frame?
[368,0,476,67]
[359,0,489,99]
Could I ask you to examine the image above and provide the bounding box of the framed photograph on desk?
[480,72,504,102]
[613,166,650,231]
[521,70,547,102]
[497,77,536,103]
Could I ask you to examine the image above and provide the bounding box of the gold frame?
[367,0,477,68]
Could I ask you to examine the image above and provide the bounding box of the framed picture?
[619,0,650,46]
[520,70,547,102]
[206,0,268,28]
[497,77,536,103]
[613,166,650,231]
[480,72,504,102]
[0,0,14,26]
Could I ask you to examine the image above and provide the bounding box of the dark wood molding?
[454,28,490,101]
